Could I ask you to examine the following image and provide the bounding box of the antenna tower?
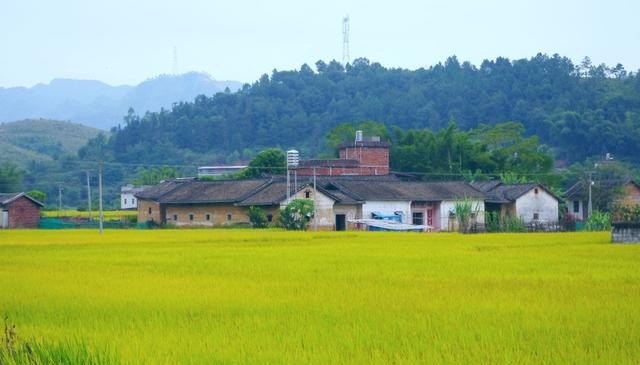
[172,46,179,75]
[342,15,350,65]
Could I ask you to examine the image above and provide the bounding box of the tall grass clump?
[2,317,118,365]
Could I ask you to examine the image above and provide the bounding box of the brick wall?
[5,196,41,228]
[138,199,162,223]
[340,146,389,175]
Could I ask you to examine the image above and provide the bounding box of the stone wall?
[612,223,640,243]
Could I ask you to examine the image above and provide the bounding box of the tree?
[278,199,314,230]
[26,190,46,204]
[248,206,269,228]
[238,148,286,179]
[325,121,389,155]
[0,162,23,192]
[132,166,178,186]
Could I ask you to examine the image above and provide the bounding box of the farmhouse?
[135,176,487,231]
[565,179,640,221]
[472,181,560,224]
[0,192,44,229]
[120,184,150,210]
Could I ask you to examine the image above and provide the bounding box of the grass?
[0,230,638,364]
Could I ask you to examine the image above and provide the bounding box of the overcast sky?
[1,0,638,87]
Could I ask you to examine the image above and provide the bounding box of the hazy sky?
[1,0,638,87]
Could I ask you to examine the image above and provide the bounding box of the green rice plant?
[2,317,117,365]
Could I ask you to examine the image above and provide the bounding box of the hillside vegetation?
[0,230,638,364]
[0,119,101,167]
[89,54,640,166]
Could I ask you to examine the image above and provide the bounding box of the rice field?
[0,230,638,364]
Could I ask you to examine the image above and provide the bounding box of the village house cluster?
[135,133,563,231]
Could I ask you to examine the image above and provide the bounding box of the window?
[534,188,539,194]
[412,212,424,225]
[533,213,539,220]
[132,198,135,204]
[267,214,273,222]
[205,214,211,221]
[173,214,178,221]
[305,191,311,199]
[573,201,580,213]
[189,214,194,221]
[227,214,232,221]
[124,198,127,204]
[148,207,152,214]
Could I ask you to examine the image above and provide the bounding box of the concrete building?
[0,192,44,229]
[120,185,150,209]
[295,134,390,176]
[473,181,560,224]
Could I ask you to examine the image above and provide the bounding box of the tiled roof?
[158,180,269,204]
[0,192,45,207]
[565,179,639,200]
[473,182,560,203]
[138,176,490,206]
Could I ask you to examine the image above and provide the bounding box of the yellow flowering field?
[41,210,137,219]
[0,230,638,364]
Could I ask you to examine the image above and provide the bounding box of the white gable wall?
[515,188,559,223]
[362,201,411,224]
[281,187,336,229]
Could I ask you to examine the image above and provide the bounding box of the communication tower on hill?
[342,15,350,65]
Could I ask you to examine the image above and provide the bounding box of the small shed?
[0,193,45,229]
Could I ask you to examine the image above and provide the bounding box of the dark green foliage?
[237,148,286,179]
[390,122,554,181]
[584,211,612,231]
[0,162,23,192]
[278,199,314,230]
[25,190,46,204]
[132,166,178,186]
[88,54,640,166]
[248,206,269,228]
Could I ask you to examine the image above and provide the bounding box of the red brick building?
[0,193,44,229]
[296,138,390,176]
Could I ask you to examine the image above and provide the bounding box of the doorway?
[335,214,346,231]
[1,210,8,228]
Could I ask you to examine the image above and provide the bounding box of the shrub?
[248,206,268,228]
[278,199,314,230]
[584,211,611,231]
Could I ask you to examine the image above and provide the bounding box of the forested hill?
[100,54,640,165]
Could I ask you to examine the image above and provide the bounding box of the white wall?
[439,200,485,232]
[362,201,411,224]
[281,187,336,229]
[120,192,138,209]
[515,188,559,223]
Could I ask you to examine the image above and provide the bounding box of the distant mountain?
[0,119,101,167]
[0,72,243,130]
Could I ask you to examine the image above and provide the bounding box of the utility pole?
[587,171,593,218]
[98,163,104,234]
[313,167,317,231]
[86,171,92,221]
[58,185,63,217]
